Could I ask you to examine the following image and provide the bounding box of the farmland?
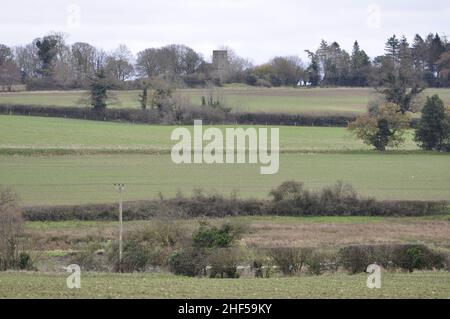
[0,115,420,152]
[25,216,450,251]
[1,87,450,114]
[1,87,450,300]
[2,114,449,205]
[1,271,449,299]
[1,153,449,205]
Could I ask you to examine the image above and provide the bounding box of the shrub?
[305,251,338,275]
[0,186,24,271]
[208,248,243,279]
[318,181,360,215]
[269,181,319,216]
[371,245,394,270]
[391,245,445,272]
[131,219,187,248]
[70,244,103,271]
[107,240,150,272]
[269,247,312,275]
[348,103,411,151]
[252,258,274,278]
[192,222,243,249]
[17,252,35,271]
[339,246,375,274]
[168,247,207,277]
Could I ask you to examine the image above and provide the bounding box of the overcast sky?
[0,0,449,63]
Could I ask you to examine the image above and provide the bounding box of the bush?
[17,252,35,271]
[318,181,360,215]
[130,219,187,248]
[371,245,394,270]
[168,247,207,277]
[348,103,411,151]
[269,247,312,276]
[269,181,319,216]
[71,244,103,271]
[107,240,150,272]
[208,248,243,279]
[305,251,338,275]
[339,246,375,274]
[252,258,274,278]
[391,245,445,272]
[192,222,243,249]
[0,186,25,271]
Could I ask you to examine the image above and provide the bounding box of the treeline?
[1,32,449,91]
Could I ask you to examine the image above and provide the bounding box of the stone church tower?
[212,50,229,81]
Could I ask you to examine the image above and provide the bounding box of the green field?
[0,272,449,298]
[0,115,419,152]
[0,116,448,205]
[1,153,449,205]
[1,87,449,114]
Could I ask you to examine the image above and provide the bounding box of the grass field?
[0,271,449,298]
[0,115,419,152]
[3,114,448,206]
[1,87,449,114]
[0,153,449,205]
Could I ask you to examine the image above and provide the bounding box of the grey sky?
[0,0,449,63]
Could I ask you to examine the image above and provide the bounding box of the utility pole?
[114,183,125,272]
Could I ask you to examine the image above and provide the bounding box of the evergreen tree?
[350,41,371,86]
[305,50,320,86]
[415,95,450,151]
[35,36,59,78]
[412,34,427,74]
[385,35,400,64]
[139,80,150,110]
[89,69,110,110]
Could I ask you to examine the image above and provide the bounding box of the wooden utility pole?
[114,183,125,271]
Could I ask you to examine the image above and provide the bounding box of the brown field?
[243,218,450,249]
[26,216,450,253]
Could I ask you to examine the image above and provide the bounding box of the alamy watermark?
[171,120,280,175]
[366,4,382,29]
[366,264,381,289]
[64,264,81,289]
[66,3,82,29]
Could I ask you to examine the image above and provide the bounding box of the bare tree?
[0,186,23,271]
[0,44,21,91]
[106,44,135,82]
[0,61,21,91]
[136,44,203,78]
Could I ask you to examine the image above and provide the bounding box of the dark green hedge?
[0,104,358,127]
[22,196,448,221]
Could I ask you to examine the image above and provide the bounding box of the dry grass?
[25,217,450,252]
[244,219,450,249]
